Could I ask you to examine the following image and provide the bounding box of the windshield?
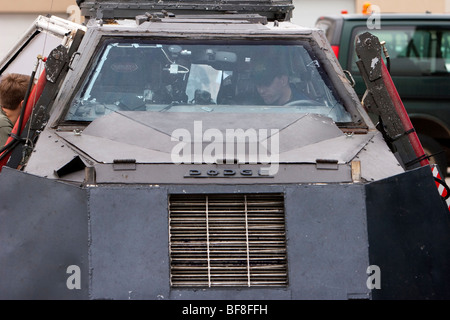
[65,39,352,122]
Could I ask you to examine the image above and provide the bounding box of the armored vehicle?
[1,0,450,300]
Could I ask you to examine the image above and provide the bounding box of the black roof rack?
[77,0,294,21]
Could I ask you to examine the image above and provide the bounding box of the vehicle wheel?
[418,134,448,177]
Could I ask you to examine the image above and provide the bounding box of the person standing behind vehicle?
[0,73,31,147]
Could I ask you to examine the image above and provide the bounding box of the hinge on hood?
[113,159,136,171]
[315,159,338,170]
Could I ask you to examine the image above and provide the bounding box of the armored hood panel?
[279,132,373,163]
[57,132,170,164]
[53,112,374,165]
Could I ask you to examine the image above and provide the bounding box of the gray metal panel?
[279,131,373,163]
[77,112,342,158]
[24,129,83,179]
[94,163,352,184]
[355,131,404,181]
[285,184,370,299]
[166,183,370,300]
[88,186,170,300]
[54,112,352,165]
[0,168,89,299]
[85,182,370,300]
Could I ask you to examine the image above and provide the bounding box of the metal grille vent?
[169,193,287,287]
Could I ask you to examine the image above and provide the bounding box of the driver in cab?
[251,59,308,105]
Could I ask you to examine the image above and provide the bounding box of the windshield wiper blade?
[159,101,180,112]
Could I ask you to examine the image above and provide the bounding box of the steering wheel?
[284,99,321,107]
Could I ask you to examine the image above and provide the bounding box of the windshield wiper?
[159,101,180,112]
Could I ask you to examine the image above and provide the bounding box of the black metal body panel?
[1,166,449,299]
[366,165,450,299]
[0,168,89,300]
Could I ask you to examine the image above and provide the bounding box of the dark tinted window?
[349,26,450,76]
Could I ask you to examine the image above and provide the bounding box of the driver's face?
[256,75,287,105]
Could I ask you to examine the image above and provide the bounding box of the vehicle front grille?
[169,193,287,287]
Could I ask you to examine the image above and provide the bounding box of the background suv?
[316,13,450,176]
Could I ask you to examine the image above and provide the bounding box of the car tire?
[418,134,448,177]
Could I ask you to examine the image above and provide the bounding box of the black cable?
[16,57,40,137]
[434,176,450,201]
[381,41,391,73]
[0,139,21,161]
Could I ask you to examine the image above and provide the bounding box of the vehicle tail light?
[331,45,340,58]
